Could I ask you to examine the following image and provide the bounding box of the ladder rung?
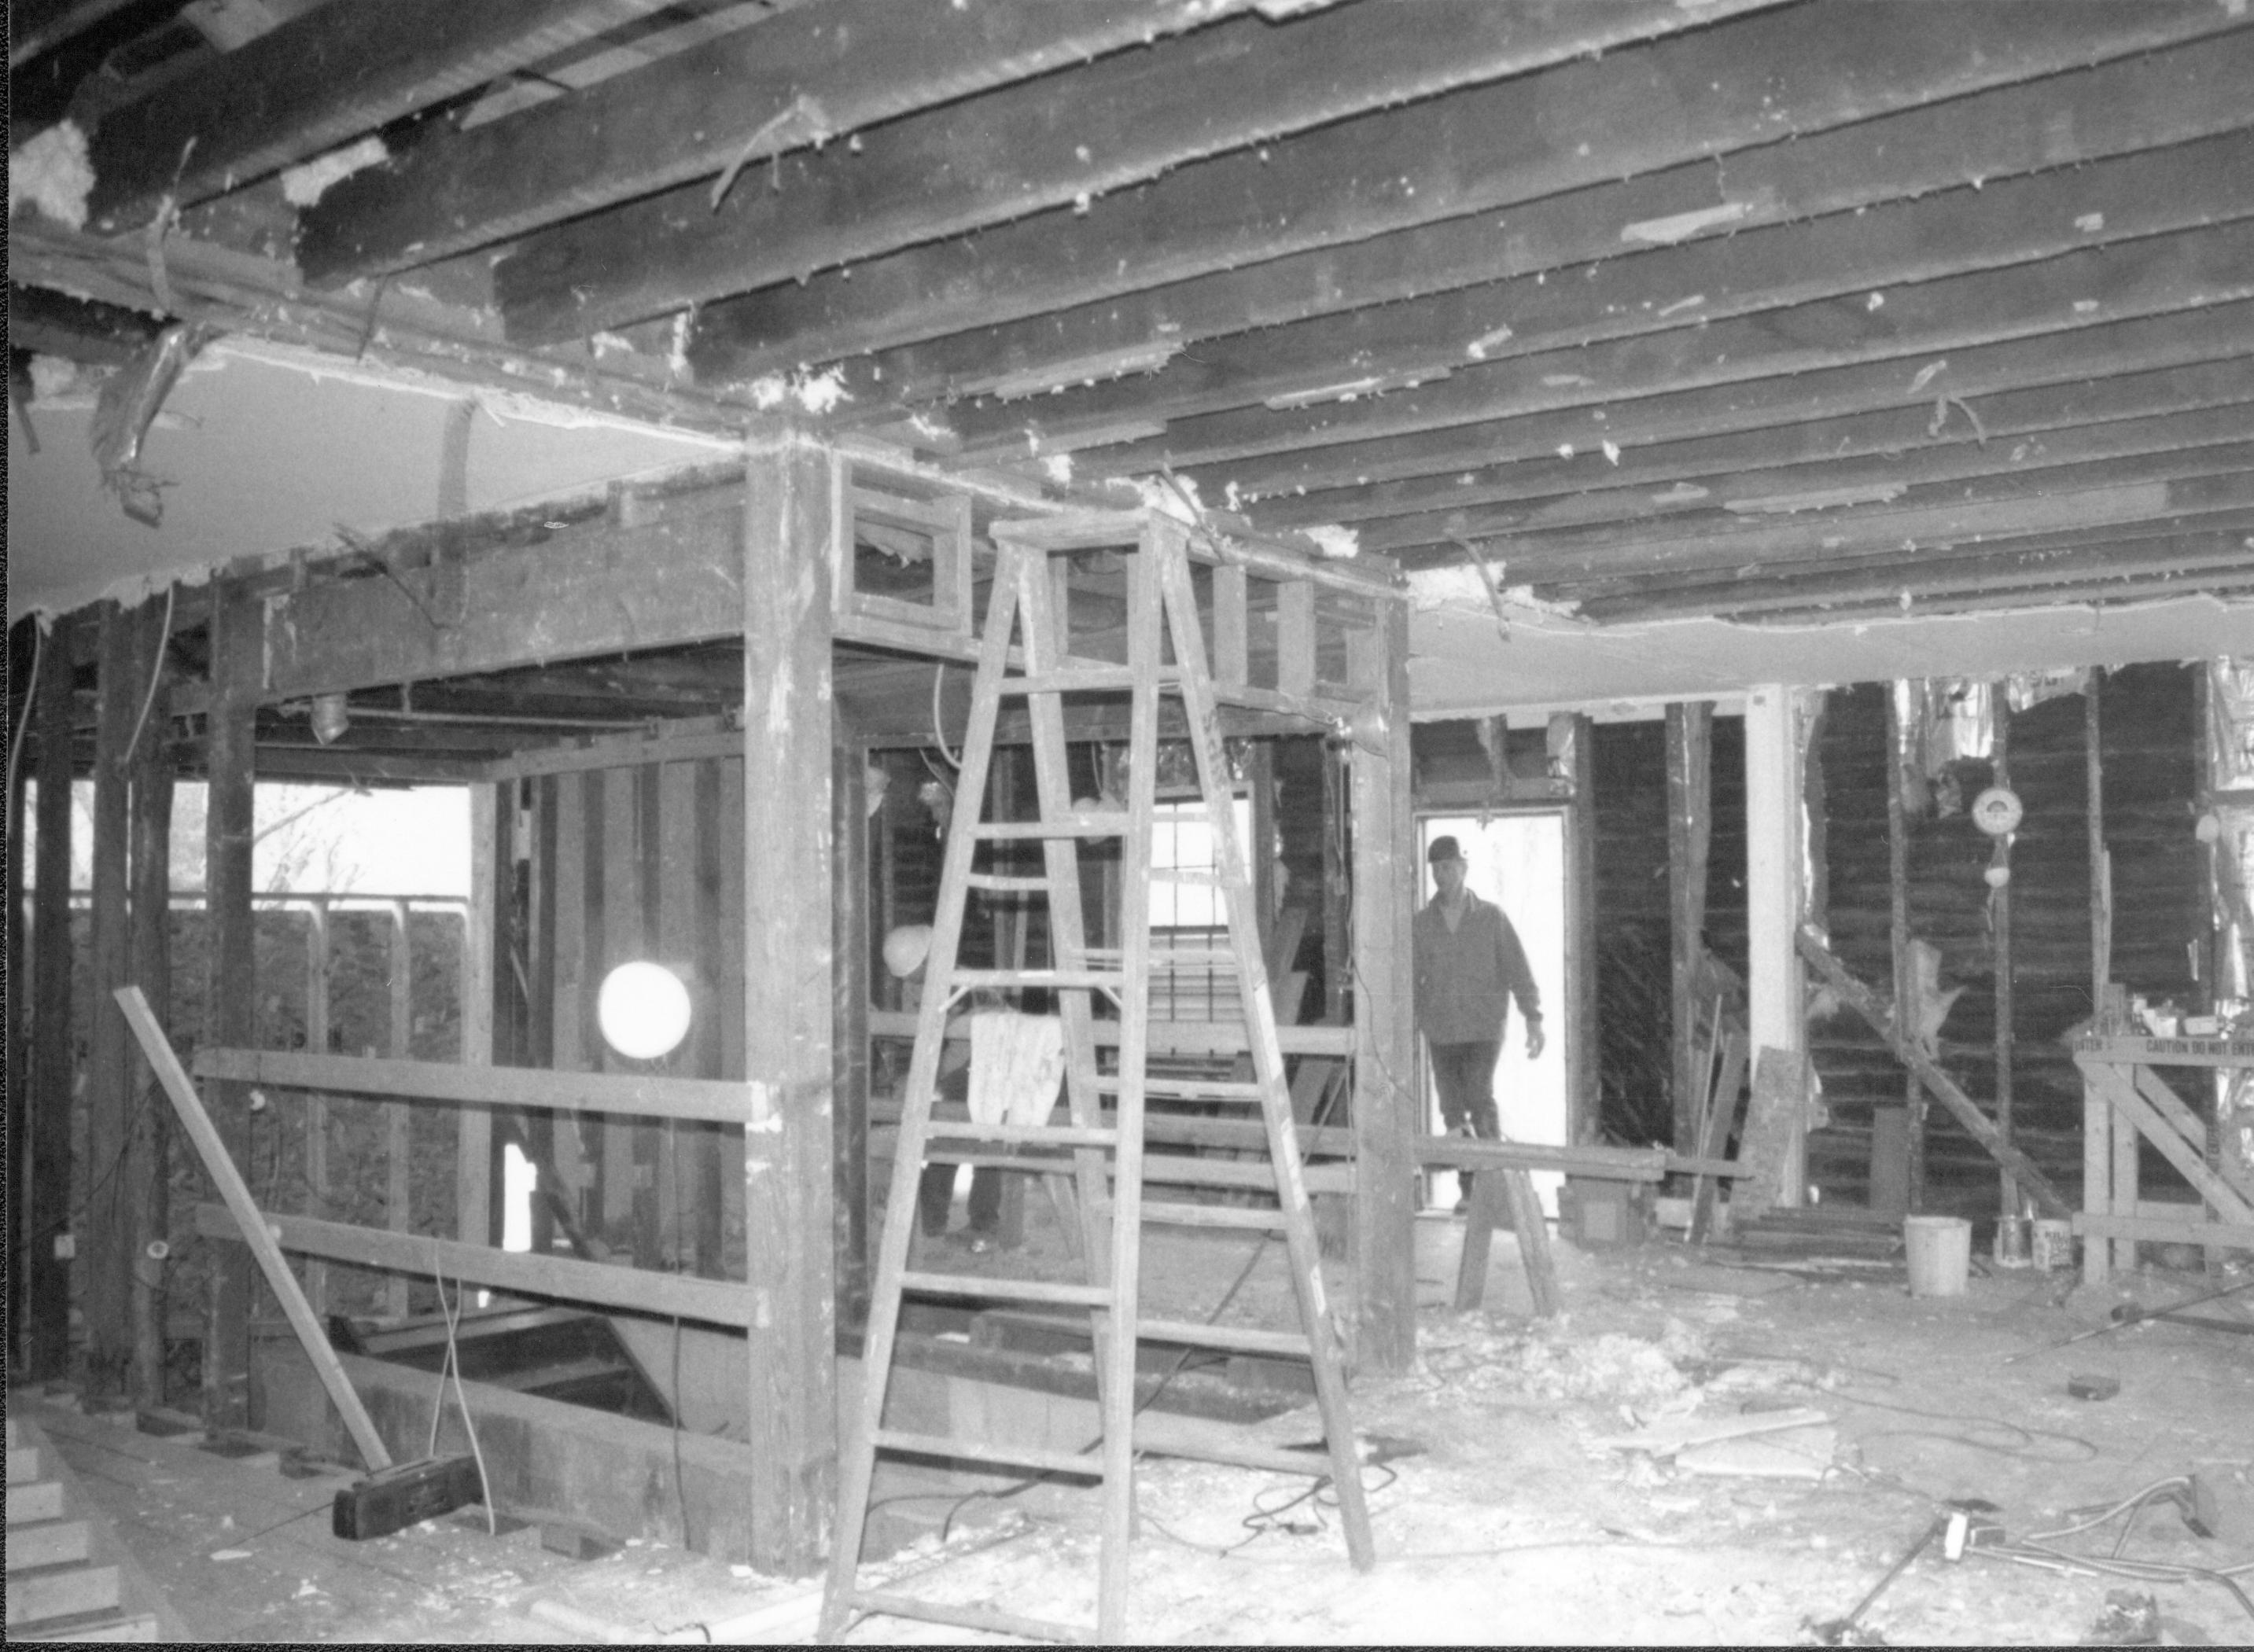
[898,1270,1113,1309]
[1150,948,1237,969]
[872,1428,1102,1481]
[927,1120,1119,1148]
[963,870,1054,892]
[1140,1153,1357,1193]
[926,1150,1075,1171]
[1138,1317,1315,1359]
[1137,1199,1290,1231]
[1001,668,1139,695]
[1151,867,1220,885]
[1099,1076,1268,1102]
[974,814,1129,841]
[842,1586,1095,1644]
[952,967,1124,993]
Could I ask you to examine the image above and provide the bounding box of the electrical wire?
[930,664,963,769]
[427,1261,496,1536]
[6,617,45,815]
[122,583,176,768]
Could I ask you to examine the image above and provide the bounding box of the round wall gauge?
[1971,786,2023,837]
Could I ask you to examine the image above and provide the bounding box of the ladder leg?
[1153,528,1376,1570]
[819,543,1028,1643]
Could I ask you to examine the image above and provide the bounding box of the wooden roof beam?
[1361,403,2254,557]
[1576,523,2254,624]
[686,1,2250,381]
[836,31,2253,412]
[499,0,1789,347]
[1194,300,2254,502]
[1099,219,2254,478]
[949,126,2254,460]
[295,0,1278,284]
[1493,450,2254,585]
[85,0,661,232]
[1255,359,2254,532]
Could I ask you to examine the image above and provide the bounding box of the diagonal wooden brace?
[1796,926,2071,1219]
[114,986,395,1472]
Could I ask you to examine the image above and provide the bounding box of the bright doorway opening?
[1416,812,1568,1216]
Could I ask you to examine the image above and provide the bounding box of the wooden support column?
[1555,712,1600,1146]
[1744,686,1810,1207]
[1246,740,1278,966]
[1667,701,1714,1157]
[203,581,260,1426]
[384,900,414,1317]
[127,600,176,1407]
[1887,684,1924,1212]
[304,902,332,1315]
[834,741,871,1323]
[25,617,76,1379]
[460,785,500,1247]
[1321,741,1351,1025]
[741,433,838,1574]
[1990,686,2017,1216]
[1349,598,1415,1371]
[86,602,136,1399]
[5,622,31,1379]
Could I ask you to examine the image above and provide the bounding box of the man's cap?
[1427,835,1464,865]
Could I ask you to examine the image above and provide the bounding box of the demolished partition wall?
[12,432,1417,1572]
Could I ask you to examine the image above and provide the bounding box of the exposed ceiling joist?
[849,33,2254,421]
[683,0,2248,380]
[499,0,1791,348]
[83,0,654,230]
[294,0,1276,284]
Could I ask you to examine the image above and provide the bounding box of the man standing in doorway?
[1412,835,1544,1209]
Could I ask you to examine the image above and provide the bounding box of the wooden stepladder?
[819,510,1372,1644]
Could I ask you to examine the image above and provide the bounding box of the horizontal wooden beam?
[1505,445,2254,583]
[86,0,642,231]
[195,1203,756,1326]
[1260,358,2254,533]
[1572,524,2254,623]
[1207,298,2254,502]
[842,34,2254,415]
[2072,1212,2254,1252]
[297,0,1271,282]
[687,0,2245,378]
[495,0,1789,346]
[945,127,2254,458]
[1798,925,2071,1219]
[193,1047,773,1128]
[263,484,746,699]
[866,1006,1354,1058]
[1367,401,2254,556]
[1109,219,2254,475]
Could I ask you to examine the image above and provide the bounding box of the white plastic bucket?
[1904,1215,1972,1297]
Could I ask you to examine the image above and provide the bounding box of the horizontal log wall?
[1808,665,2204,1211]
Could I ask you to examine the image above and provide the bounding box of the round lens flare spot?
[598,961,691,1061]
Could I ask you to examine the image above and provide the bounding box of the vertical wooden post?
[1556,712,1600,1146]
[1349,598,1415,1371]
[204,580,260,1426]
[304,901,331,1314]
[1320,741,1350,1025]
[87,602,136,1399]
[127,599,175,1406]
[5,622,32,1379]
[1990,686,2016,1216]
[741,432,838,1573]
[601,767,643,1241]
[1887,684,1924,1212]
[26,617,77,1379]
[385,900,414,1316]
[526,777,558,1256]
[691,758,727,1272]
[460,786,499,1247]
[1744,685,1809,1207]
[834,741,871,1323]
[657,759,700,1263]
[1277,579,1317,700]
[1666,702,1714,1157]
[2085,671,2134,1274]
[1246,739,1278,966]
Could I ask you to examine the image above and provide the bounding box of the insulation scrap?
[10,121,96,230]
[279,135,389,206]
[1302,524,1360,561]
[90,323,213,528]
[745,366,851,414]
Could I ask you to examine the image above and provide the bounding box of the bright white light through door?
[1418,813,1568,1216]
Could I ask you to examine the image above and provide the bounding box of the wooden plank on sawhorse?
[1453,1165,1560,1317]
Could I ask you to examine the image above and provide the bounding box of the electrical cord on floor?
[428,1260,495,1536]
